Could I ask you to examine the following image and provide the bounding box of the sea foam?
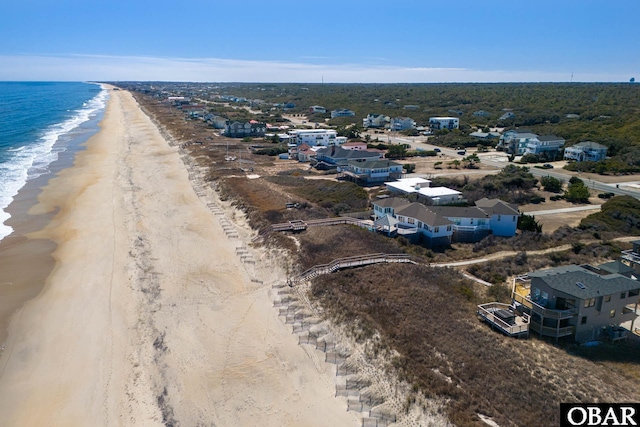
[0,85,108,241]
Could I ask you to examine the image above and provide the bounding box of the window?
[497,215,501,221]
[629,289,639,297]
[513,216,516,222]
[621,292,627,299]
[447,225,452,231]
[604,295,611,302]
[581,316,587,325]
[609,309,616,318]
[408,218,415,224]
[584,298,596,308]
[435,227,439,233]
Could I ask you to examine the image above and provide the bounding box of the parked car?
[542,163,554,169]
[433,148,441,152]
[598,192,615,199]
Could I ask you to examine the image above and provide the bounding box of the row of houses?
[362,114,460,131]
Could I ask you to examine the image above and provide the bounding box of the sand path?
[0,89,357,426]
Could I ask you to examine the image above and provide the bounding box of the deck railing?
[477,303,529,337]
[255,217,372,240]
[291,253,415,285]
[512,293,578,319]
[529,322,575,338]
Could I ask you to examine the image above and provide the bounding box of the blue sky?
[1,0,638,82]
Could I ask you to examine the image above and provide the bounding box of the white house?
[309,105,326,113]
[331,109,356,119]
[390,117,416,131]
[563,141,608,162]
[363,113,390,128]
[429,117,459,130]
[395,203,454,246]
[290,129,339,146]
[524,135,565,156]
[384,178,462,205]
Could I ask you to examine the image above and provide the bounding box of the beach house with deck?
[511,265,639,342]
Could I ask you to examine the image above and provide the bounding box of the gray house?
[512,265,639,343]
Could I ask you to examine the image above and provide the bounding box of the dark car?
[542,163,554,169]
[433,148,441,152]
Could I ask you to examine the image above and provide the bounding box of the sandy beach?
[0,88,358,426]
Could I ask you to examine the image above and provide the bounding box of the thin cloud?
[0,54,632,83]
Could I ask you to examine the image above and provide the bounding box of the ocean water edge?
[0,81,108,240]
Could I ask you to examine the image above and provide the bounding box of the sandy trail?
[0,89,357,426]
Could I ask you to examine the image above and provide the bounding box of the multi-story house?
[390,117,416,131]
[338,159,404,184]
[524,135,565,157]
[563,141,608,162]
[512,264,639,343]
[371,196,519,245]
[224,121,266,138]
[498,129,539,155]
[309,105,326,114]
[363,113,390,128]
[330,109,356,119]
[289,129,339,146]
[429,117,459,130]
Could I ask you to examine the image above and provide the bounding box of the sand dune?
[0,88,357,426]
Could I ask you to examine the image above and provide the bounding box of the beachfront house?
[224,121,267,138]
[512,265,639,343]
[563,141,608,162]
[371,195,518,244]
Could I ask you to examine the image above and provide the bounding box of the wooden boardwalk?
[255,217,373,240]
[290,253,415,285]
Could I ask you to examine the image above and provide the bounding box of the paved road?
[522,205,602,216]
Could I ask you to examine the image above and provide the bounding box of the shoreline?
[0,87,359,426]
[0,92,106,350]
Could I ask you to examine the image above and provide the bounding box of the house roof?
[538,135,564,142]
[418,187,461,198]
[316,146,380,161]
[474,198,519,215]
[529,265,640,299]
[371,197,411,210]
[430,206,489,219]
[384,177,431,193]
[571,141,607,150]
[346,159,402,169]
[374,214,399,229]
[597,260,636,277]
[396,203,453,227]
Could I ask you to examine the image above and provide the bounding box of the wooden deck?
[254,217,373,240]
[477,302,530,338]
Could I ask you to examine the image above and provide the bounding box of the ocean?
[0,81,108,241]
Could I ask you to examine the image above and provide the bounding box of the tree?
[541,176,562,193]
[518,214,542,233]
[387,144,408,159]
[462,153,480,169]
[403,163,416,173]
[565,180,590,203]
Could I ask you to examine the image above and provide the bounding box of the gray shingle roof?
[372,197,411,210]
[529,265,640,299]
[474,198,520,215]
[538,135,564,142]
[396,203,453,227]
[430,206,489,219]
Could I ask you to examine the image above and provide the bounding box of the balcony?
[529,322,575,338]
